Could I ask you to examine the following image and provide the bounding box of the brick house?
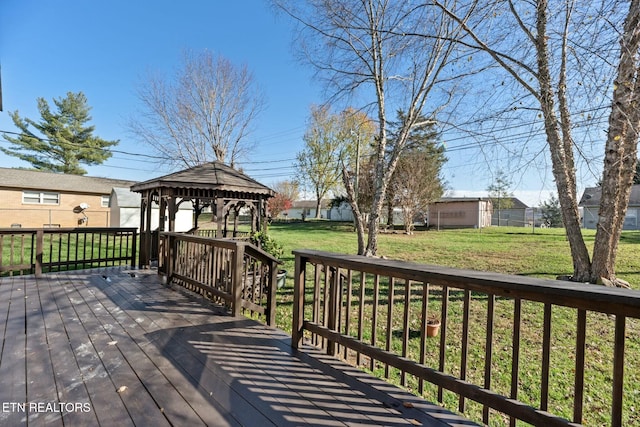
[0,167,136,228]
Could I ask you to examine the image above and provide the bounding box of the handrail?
[160,231,279,325]
[292,249,640,427]
[0,227,138,277]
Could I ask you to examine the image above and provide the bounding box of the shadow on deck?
[0,267,475,426]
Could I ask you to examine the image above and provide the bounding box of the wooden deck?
[0,267,476,427]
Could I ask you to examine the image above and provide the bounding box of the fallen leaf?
[403,402,414,408]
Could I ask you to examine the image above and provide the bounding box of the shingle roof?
[579,184,640,207]
[130,161,274,196]
[436,196,527,208]
[0,167,137,194]
[291,200,330,209]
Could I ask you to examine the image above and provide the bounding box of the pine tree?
[1,92,118,175]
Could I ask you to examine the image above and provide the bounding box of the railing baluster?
[401,279,411,386]
[322,265,330,349]
[574,309,587,423]
[510,298,522,427]
[483,293,495,424]
[541,303,552,412]
[336,268,345,356]
[419,282,429,395]
[344,269,353,360]
[385,277,395,378]
[459,289,471,413]
[356,271,366,367]
[437,285,449,403]
[371,274,380,372]
[313,264,321,347]
[327,266,340,356]
[612,315,626,427]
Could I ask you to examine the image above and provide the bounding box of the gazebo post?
[159,191,167,232]
[216,197,225,238]
[139,193,148,268]
[168,197,177,232]
[260,196,269,232]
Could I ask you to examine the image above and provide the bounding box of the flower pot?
[276,270,287,289]
[426,321,441,337]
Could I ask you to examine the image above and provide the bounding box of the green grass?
[270,221,640,285]
[268,221,640,426]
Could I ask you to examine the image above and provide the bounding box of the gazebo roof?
[130,161,274,197]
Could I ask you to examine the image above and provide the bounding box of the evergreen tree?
[1,92,118,175]
[540,193,563,228]
[487,170,514,226]
[387,111,446,233]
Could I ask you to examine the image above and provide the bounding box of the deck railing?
[159,231,279,325]
[292,249,640,427]
[0,227,138,277]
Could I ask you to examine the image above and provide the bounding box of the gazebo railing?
[159,231,279,325]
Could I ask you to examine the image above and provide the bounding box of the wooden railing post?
[34,229,43,277]
[266,259,278,326]
[326,266,340,356]
[292,254,305,349]
[131,229,138,269]
[166,233,176,285]
[231,242,245,317]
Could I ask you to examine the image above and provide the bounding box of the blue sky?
[0,1,584,206]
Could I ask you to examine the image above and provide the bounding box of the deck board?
[25,276,63,427]
[0,276,27,427]
[0,268,477,427]
[37,275,98,427]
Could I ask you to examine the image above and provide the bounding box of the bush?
[251,231,284,259]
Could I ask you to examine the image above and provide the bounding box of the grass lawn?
[267,221,640,426]
[269,221,640,286]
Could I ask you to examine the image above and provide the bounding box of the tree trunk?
[315,197,322,219]
[591,0,640,283]
[535,0,592,281]
[341,164,366,255]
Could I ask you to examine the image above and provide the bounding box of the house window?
[22,191,60,205]
[101,195,110,207]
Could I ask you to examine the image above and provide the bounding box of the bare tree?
[276,0,465,256]
[295,105,347,218]
[129,50,265,169]
[392,148,446,234]
[337,108,377,254]
[273,180,300,203]
[435,0,640,284]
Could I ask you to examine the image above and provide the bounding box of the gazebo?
[130,161,275,267]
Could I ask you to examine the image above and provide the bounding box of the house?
[491,197,529,226]
[580,185,640,230]
[0,167,136,228]
[427,197,492,229]
[109,187,193,232]
[282,200,331,220]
